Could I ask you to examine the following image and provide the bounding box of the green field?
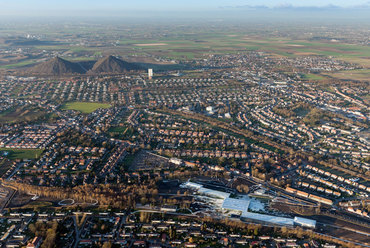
[2,30,369,68]
[302,73,326,81]
[0,106,47,124]
[120,36,370,65]
[0,148,44,160]
[322,69,370,81]
[61,102,111,113]
[0,59,38,69]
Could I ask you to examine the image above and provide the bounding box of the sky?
[0,0,369,17]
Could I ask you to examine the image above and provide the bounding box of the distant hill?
[27,57,86,76]
[89,55,143,74]
[24,55,144,76]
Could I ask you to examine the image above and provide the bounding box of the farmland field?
[120,36,370,66]
[322,69,370,81]
[0,59,38,69]
[3,31,369,69]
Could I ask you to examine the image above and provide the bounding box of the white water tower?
[148,68,153,80]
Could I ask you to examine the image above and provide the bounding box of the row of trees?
[202,216,362,248]
[6,176,193,210]
[29,221,58,248]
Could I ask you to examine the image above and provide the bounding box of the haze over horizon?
[1,0,370,20]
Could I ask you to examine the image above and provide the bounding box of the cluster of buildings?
[1,125,60,149]
[304,165,370,195]
[131,109,284,173]
[285,187,333,206]
[0,22,368,248]
[339,200,370,218]
[183,181,317,228]
[0,208,335,248]
[234,83,369,171]
[191,52,355,73]
[249,104,315,147]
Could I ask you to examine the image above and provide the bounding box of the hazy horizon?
[0,0,369,22]
[0,10,369,25]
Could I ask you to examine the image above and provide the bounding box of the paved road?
[72,215,80,248]
[0,184,17,212]
[72,214,88,248]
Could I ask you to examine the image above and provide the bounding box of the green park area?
[61,102,111,114]
[0,148,44,160]
[108,126,128,133]
[0,106,47,124]
[302,73,326,81]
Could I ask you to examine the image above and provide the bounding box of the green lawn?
[302,73,325,81]
[0,148,44,160]
[108,126,127,133]
[61,102,111,113]
[0,60,38,69]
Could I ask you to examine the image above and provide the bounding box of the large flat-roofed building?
[182,181,230,199]
[198,187,230,199]
[293,217,316,228]
[183,181,202,190]
[183,181,317,228]
[242,211,294,226]
[222,197,250,216]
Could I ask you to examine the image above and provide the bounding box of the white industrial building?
[183,181,316,228]
[148,69,153,79]
[198,187,230,199]
[169,158,182,165]
[182,181,230,199]
[183,181,202,190]
[222,197,250,215]
[293,217,316,228]
[242,212,295,226]
[206,106,215,114]
[221,195,316,228]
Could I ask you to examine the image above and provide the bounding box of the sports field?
[302,73,326,81]
[61,102,111,113]
[0,148,44,160]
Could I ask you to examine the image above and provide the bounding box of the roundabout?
[58,199,75,206]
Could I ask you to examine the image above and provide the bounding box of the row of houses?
[170,149,248,159]
[306,165,370,193]
[297,181,341,197]
[286,187,333,206]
